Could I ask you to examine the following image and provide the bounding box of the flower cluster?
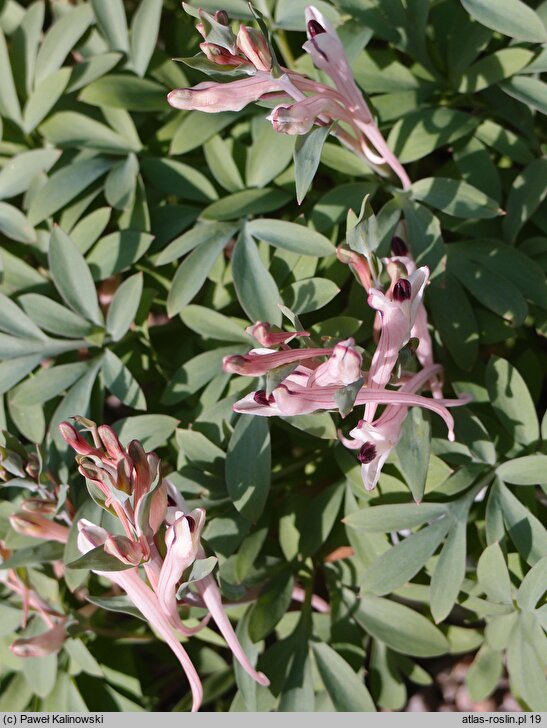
[224,240,471,491]
[8,421,269,712]
[167,5,410,189]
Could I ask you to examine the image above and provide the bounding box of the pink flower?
[9,512,70,543]
[223,346,334,376]
[246,321,309,347]
[10,619,68,658]
[236,25,272,72]
[307,338,362,387]
[167,76,284,113]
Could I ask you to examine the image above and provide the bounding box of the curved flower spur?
[167,4,410,189]
[54,420,269,712]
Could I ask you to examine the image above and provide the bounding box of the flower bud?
[58,422,98,456]
[236,26,272,71]
[9,512,69,544]
[104,535,144,566]
[10,621,67,658]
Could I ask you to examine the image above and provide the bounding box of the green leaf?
[0,541,65,569]
[388,109,478,163]
[23,67,70,134]
[498,483,547,565]
[12,361,91,406]
[362,518,450,595]
[0,149,61,201]
[141,157,218,202]
[248,572,294,642]
[516,556,547,610]
[113,414,179,450]
[87,231,154,279]
[0,355,42,396]
[41,112,139,155]
[283,277,340,314]
[497,455,547,486]
[0,292,45,341]
[500,76,547,115]
[102,349,146,410]
[48,226,102,325]
[28,157,113,225]
[299,482,344,557]
[401,199,445,277]
[180,306,250,344]
[226,416,271,522]
[50,362,103,445]
[506,613,547,710]
[106,272,143,341]
[91,0,129,52]
[156,222,236,266]
[70,207,112,254]
[85,594,144,621]
[429,275,479,371]
[311,642,375,712]
[34,5,93,85]
[246,219,335,257]
[202,188,290,221]
[393,407,430,503]
[503,158,547,243]
[354,595,449,657]
[294,124,331,204]
[457,48,535,93]
[0,202,36,243]
[344,502,448,532]
[66,52,123,94]
[430,520,467,623]
[461,0,547,43]
[176,557,218,597]
[485,357,539,447]
[411,177,501,218]
[19,294,94,338]
[163,346,238,405]
[232,228,282,326]
[170,110,240,155]
[466,646,503,702]
[166,231,228,317]
[105,154,139,209]
[176,429,225,472]
[79,74,167,111]
[0,28,22,123]
[130,0,163,76]
[246,117,294,188]
[203,134,245,193]
[67,545,133,572]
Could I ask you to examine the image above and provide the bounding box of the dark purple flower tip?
[393,278,412,302]
[253,390,272,406]
[214,10,230,25]
[391,236,408,256]
[186,515,196,533]
[308,19,326,37]
[357,443,377,464]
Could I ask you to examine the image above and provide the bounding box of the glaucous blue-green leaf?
[163,346,239,405]
[11,361,91,407]
[299,481,344,557]
[11,1,44,96]
[411,177,501,218]
[248,571,294,642]
[48,226,102,325]
[23,67,70,133]
[28,157,113,225]
[67,545,133,572]
[0,29,22,124]
[516,556,547,610]
[498,483,547,565]
[66,52,123,94]
[18,294,94,338]
[156,222,236,266]
[344,502,448,532]
[466,646,503,702]
[0,293,45,340]
[362,518,450,595]
[105,154,139,210]
[497,455,547,486]
[283,277,340,315]
[114,414,179,450]
[311,642,375,712]
[167,231,229,317]
[485,357,539,447]
[500,76,547,115]
[106,272,143,341]
[232,228,282,326]
[506,613,547,710]
[102,350,146,410]
[294,124,331,204]
[246,117,294,188]
[388,108,478,163]
[430,520,467,623]
[0,203,36,243]
[457,48,534,93]
[0,541,65,569]
[180,306,250,344]
[79,74,167,111]
[50,361,103,446]
[503,157,547,243]
[0,355,42,397]
[34,4,93,85]
[0,149,61,200]
[353,595,450,657]
[203,134,245,193]
[226,416,271,522]
[87,231,154,279]
[429,275,478,370]
[176,429,225,473]
[41,113,140,155]
[141,157,218,202]
[70,207,112,254]
[91,0,129,52]
[170,110,241,155]
[246,219,335,257]
[453,137,501,201]
[393,407,431,503]
[202,188,290,221]
[461,0,547,43]
[130,0,163,76]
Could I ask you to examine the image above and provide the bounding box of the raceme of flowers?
[7,421,269,713]
[167,5,410,189]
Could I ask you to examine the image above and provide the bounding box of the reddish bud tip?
[393,278,412,302]
[357,443,377,464]
[308,19,326,36]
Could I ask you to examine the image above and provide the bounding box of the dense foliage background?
[0,0,546,712]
